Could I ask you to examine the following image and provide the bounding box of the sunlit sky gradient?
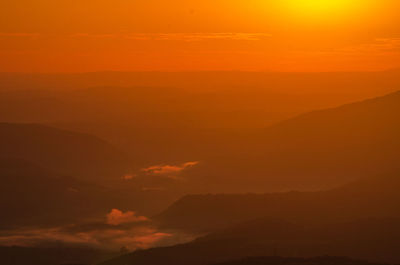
[1,0,400,72]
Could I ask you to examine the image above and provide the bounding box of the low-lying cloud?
[106,209,148,226]
[142,161,199,178]
[0,209,195,251]
[122,174,136,180]
[0,226,176,251]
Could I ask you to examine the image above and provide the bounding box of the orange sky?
[1,0,400,72]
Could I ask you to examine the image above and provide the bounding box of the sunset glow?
[283,0,362,18]
[1,1,400,264]
[0,0,399,72]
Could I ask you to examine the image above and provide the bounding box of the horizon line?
[0,68,398,75]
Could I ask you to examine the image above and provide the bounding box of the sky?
[1,0,400,72]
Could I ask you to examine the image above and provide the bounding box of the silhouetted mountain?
[0,246,114,265]
[54,89,400,195]
[212,256,393,265]
[0,123,131,183]
[0,71,397,174]
[0,156,185,229]
[254,90,400,188]
[1,73,400,193]
[99,217,400,265]
[0,158,120,228]
[0,72,397,98]
[156,172,400,232]
[174,90,400,193]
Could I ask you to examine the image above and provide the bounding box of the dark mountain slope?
[0,158,123,228]
[253,90,400,188]
[0,123,131,183]
[1,71,397,173]
[212,256,394,265]
[156,171,400,233]
[0,156,180,227]
[102,170,400,265]
[0,246,114,265]
[0,76,399,193]
[180,90,400,193]
[100,217,400,265]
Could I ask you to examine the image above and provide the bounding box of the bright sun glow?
[290,0,353,12]
[280,0,365,23]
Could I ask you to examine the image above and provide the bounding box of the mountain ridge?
[156,170,400,233]
[0,122,131,183]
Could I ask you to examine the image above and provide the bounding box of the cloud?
[0,32,40,38]
[333,38,400,55]
[368,38,400,53]
[113,231,173,250]
[71,33,117,38]
[142,187,167,191]
[139,33,272,42]
[0,228,95,247]
[72,33,272,42]
[2,32,271,42]
[0,211,196,251]
[67,187,79,193]
[106,209,148,226]
[0,226,183,251]
[122,174,136,180]
[142,161,199,177]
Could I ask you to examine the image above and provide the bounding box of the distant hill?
[1,71,398,172]
[156,172,400,233]
[1,74,400,194]
[99,217,400,265]
[0,123,131,183]
[0,71,398,95]
[255,90,400,188]
[102,170,400,265]
[0,157,179,228]
[0,158,120,228]
[0,246,114,265]
[212,256,394,265]
[177,90,400,193]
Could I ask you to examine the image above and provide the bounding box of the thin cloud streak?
[0,33,40,37]
[335,38,400,55]
[71,33,273,41]
[142,161,200,177]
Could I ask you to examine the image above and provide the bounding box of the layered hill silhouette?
[156,171,400,232]
[100,217,400,265]
[153,92,400,233]
[1,71,399,92]
[254,90,400,188]
[1,75,400,194]
[212,256,395,265]
[0,158,130,228]
[0,246,113,265]
[102,169,400,265]
[0,123,131,183]
[1,71,397,170]
[177,90,400,193]
[0,123,188,227]
[0,156,182,228]
[1,77,400,265]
